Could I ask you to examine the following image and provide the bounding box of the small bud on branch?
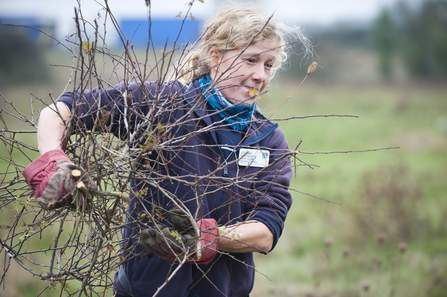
[307,62,317,75]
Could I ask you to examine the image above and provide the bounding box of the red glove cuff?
[23,149,70,183]
[195,218,219,265]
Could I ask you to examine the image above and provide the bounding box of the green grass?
[252,79,447,297]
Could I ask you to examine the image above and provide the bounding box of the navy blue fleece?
[58,79,293,297]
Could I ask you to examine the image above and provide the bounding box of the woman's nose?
[251,64,267,83]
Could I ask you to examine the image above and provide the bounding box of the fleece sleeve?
[57,81,185,138]
[246,127,293,251]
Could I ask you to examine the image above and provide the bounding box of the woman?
[23,5,311,297]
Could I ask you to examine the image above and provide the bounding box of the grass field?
[1,48,447,296]
[251,79,447,297]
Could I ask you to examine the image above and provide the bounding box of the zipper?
[183,82,279,221]
[213,156,228,220]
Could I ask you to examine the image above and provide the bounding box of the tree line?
[372,0,447,79]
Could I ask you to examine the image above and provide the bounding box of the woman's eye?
[265,63,273,69]
[246,58,256,64]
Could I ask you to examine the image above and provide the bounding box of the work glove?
[23,149,96,210]
[140,208,219,265]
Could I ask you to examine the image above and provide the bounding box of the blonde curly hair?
[175,5,312,84]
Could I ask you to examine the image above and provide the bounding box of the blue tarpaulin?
[119,18,201,48]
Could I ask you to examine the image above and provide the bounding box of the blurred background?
[1,0,446,296]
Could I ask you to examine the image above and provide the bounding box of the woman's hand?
[218,220,273,253]
[23,149,96,210]
[23,101,97,210]
[140,209,219,264]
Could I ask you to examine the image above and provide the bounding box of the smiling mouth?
[238,85,259,93]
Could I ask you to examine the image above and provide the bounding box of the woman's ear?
[209,48,222,79]
[209,48,221,69]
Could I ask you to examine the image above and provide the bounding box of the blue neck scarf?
[198,75,256,131]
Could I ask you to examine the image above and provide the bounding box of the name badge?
[238,148,270,168]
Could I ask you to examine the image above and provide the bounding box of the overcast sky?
[1,0,413,43]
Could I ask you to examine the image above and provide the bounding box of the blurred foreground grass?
[1,49,447,296]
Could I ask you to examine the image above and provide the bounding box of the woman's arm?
[37,102,71,154]
[227,129,293,254]
[218,220,273,253]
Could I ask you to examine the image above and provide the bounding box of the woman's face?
[209,39,277,106]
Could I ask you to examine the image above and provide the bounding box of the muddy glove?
[140,208,219,265]
[23,149,96,210]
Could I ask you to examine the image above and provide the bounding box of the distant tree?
[395,0,447,78]
[372,9,396,78]
[0,27,49,85]
[372,8,396,79]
